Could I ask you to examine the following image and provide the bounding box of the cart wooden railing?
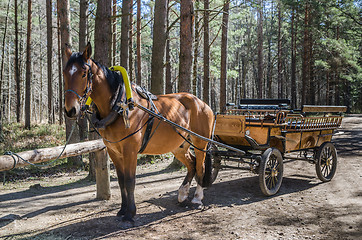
[284,115,344,131]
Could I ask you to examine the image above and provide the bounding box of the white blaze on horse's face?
[69,65,78,76]
[64,63,82,119]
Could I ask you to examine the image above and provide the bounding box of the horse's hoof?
[122,215,135,224]
[191,202,204,210]
[117,208,126,217]
[191,198,204,210]
[178,199,191,208]
[178,183,190,203]
[178,195,188,203]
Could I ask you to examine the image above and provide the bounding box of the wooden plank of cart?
[206,99,347,196]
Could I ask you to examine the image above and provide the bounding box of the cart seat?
[238,99,291,110]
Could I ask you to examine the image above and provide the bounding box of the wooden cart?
[206,99,346,196]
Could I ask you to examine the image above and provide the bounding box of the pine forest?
[0,0,361,131]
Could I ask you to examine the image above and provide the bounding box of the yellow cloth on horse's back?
[85,66,133,106]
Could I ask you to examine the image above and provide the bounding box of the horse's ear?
[83,42,92,61]
[65,43,72,60]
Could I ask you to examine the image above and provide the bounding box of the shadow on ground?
[1,173,323,240]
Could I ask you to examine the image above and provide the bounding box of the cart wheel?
[259,148,284,196]
[203,143,221,187]
[315,142,337,182]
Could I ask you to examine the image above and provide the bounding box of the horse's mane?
[93,59,124,96]
[66,52,124,96]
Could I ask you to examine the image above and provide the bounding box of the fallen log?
[0,139,106,171]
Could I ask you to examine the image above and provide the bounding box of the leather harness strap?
[138,114,155,153]
[138,89,158,153]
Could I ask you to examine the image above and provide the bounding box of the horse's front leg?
[120,148,138,222]
[115,169,136,222]
[115,168,128,216]
[108,149,137,222]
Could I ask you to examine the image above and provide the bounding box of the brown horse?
[63,43,214,222]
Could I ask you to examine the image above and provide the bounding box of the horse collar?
[90,80,128,130]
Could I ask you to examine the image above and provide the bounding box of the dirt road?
[0,115,361,240]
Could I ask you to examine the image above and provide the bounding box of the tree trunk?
[241,56,246,99]
[79,0,92,177]
[165,3,172,94]
[25,0,32,129]
[291,7,297,109]
[192,1,199,97]
[94,0,112,200]
[203,0,210,104]
[15,0,21,123]
[219,0,229,111]
[79,0,88,51]
[57,15,63,125]
[94,0,112,66]
[309,32,315,104]
[178,0,193,93]
[78,0,89,142]
[58,0,82,166]
[129,5,134,82]
[266,31,272,98]
[266,1,273,99]
[7,52,11,123]
[277,0,282,99]
[46,0,53,124]
[136,0,142,86]
[112,0,117,65]
[39,34,44,123]
[257,0,263,99]
[120,0,130,69]
[302,0,310,105]
[151,0,167,95]
[0,0,10,135]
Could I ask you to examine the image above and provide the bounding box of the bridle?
[64,61,93,112]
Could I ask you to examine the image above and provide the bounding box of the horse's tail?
[202,150,213,187]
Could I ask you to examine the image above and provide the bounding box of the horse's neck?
[90,62,113,119]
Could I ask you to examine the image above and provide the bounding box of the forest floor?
[0,115,361,240]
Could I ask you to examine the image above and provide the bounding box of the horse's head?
[63,42,93,119]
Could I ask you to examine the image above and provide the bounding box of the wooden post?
[95,149,111,200]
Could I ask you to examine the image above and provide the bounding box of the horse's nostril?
[65,107,77,118]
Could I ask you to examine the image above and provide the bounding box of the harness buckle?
[118,102,131,128]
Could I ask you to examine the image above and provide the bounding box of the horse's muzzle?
[64,106,79,120]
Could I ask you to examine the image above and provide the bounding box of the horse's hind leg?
[190,137,209,206]
[172,143,196,203]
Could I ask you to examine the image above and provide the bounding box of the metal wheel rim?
[264,153,282,191]
[319,145,335,179]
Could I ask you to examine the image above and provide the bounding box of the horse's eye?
[82,72,87,78]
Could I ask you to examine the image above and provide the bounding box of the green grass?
[0,123,78,183]
[0,122,66,154]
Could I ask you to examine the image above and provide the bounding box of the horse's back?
[157,92,213,115]
[156,92,214,135]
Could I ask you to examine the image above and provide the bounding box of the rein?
[86,111,152,144]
